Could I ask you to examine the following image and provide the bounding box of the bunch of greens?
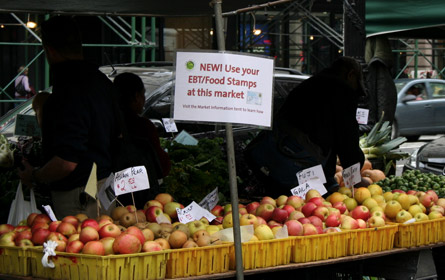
[0,134,14,168]
[160,137,229,205]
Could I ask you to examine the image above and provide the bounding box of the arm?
[22,76,31,92]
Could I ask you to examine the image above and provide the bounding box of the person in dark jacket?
[275,56,366,194]
[113,72,171,208]
[18,16,116,219]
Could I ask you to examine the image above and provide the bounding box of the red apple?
[82,240,105,255]
[46,232,68,251]
[267,220,282,228]
[210,205,224,217]
[313,206,330,221]
[351,206,370,221]
[246,202,260,214]
[288,211,305,221]
[145,206,164,223]
[286,196,305,209]
[308,216,323,228]
[31,222,49,234]
[14,230,32,245]
[13,226,30,233]
[210,216,223,225]
[260,196,277,207]
[333,201,347,214]
[284,220,303,236]
[144,200,164,211]
[126,226,146,245]
[407,190,417,195]
[302,223,318,235]
[57,222,77,237]
[325,213,341,227]
[66,240,84,253]
[256,216,267,227]
[0,224,14,235]
[341,217,359,230]
[426,190,439,204]
[298,217,311,224]
[142,240,163,252]
[79,226,99,244]
[81,219,100,231]
[98,223,121,239]
[31,214,51,227]
[48,221,62,232]
[240,214,259,227]
[308,197,324,207]
[280,205,296,215]
[271,207,289,223]
[62,215,79,228]
[392,189,406,194]
[27,213,39,227]
[357,219,367,229]
[301,202,317,217]
[31,228,51,245]
[100,237,115,255]
[255,203,275,222]
[113,233,142,254]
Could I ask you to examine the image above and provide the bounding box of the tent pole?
[212,1,244,279]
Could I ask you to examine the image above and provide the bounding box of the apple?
[99,237,114,255]
[308,197,324,207]
[47,232,68,252]
[356,219,367,229]
[98,223,121,239]
[333,201,347,214]
[145,206,164,223]
[81,219,100,231]
[280,205,295,215]
[271,207,289,223]
[188,220,207,235]
[15,230,32,245]
[371,210,387,221]
[26,213,39,227]
[286,196,305,209]
[154,193,174,206]
[222,213,237,229]
[57,222,77,237]
[62,215,79,228]
[351,206,370,221]
[31,214,51,226]
[341,217,359,230]
[407,190,417,195]
[79,226,99,244]
[255,216,267,227]
[16,239,33,247]
[144,200,164,211]
[436,198,445,209]
[12,226,29,233]
[255,203,275,222]
[431,205,445,215]
[312,206,330,221]
[154,238,170,250]
[275,195,288,207]
[328,192,346,205]
[0,224,14,236]
[408,204,423,217]
[31,228,51,245]
[260,196,277,207]
[245,202,260,214]
[254,224,274,240]
[344,198,358,212]
[302,223,318,236]
[31,222,49,234]
[210,205,224,217]
[414,212,429,222]
[141,228,155,242]
[305,189,322,202]
[395,210,413,223]
[210,216,223,225]
[267,220,282,228]
[75,213,89,223]
[126,226,146,245]
[113,233,142,254]
[82,240,105,255]
[111,206,129,221]
[426,190,439,203]
[301,202,317,217]
[288,211,305,221]
[125,205,137,213]
[307,216,323,228]
[419,194,435,208]
[325,213,341,227]
[240,214,258,227]
[429,211,443,220]
[142,240,163,252]
[284,220,303,236]
[298,217,311,224]
[48,221,62,232]
[384,200,403,220]
[367,216,385,227]
[223,204,232,215]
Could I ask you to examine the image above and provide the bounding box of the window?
[430,82,445,99]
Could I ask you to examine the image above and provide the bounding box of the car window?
[406,83,427,100]
[430,82,445,99]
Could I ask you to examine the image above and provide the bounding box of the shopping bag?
[7,182,40,225]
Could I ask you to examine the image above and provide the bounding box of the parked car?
[0,63,309,141]
[404,135,445,175]
[393,78,445,141]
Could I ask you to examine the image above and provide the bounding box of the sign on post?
[174,51,274,128]
[113,166,150,196]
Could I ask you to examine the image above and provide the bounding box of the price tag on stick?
[342,162,361,189]
[290,179,327,200]
[199,187,219,211]
[113,166,150,196]
[296,164,327,185]
[176,201,216,224]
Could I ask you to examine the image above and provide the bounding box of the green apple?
[408,204,423,217]
[395,210,413,223]
[254,224,274,240]
[187,220,206,235]
[414,213,429,222]
[428,211,443,220]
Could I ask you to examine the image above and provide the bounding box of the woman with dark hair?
[113,72,171,207]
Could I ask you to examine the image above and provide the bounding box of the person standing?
[14,66,34,106]
[18,16,117,219]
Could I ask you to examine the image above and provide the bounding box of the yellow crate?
[346,224,398,255]
[228,237,293,270]
[0,245,32,276]
[166,244,231,278]
[291,230,350,263]
[393,218,445,248]
[29,247,169,280]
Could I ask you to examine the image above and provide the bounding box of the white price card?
[290,179,327,200]
[296,164,326,185]
[198,187,219,211]
[113,166,150,196]
[42,205,58,221]
[176,201,216,224]
[98,173,116,210]
[356,108,369,125]
[162,118,178,133]
[342,162,361,188]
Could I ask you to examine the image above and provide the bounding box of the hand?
[17,159,35,188]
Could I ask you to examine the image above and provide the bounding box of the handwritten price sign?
[176,201,216,224]
[198,187,219,211]
[113,166,150,196]
[342,162,361,188]
[290,179,327,199]
[296,164,327,185]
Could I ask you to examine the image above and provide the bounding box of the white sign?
[174,51,274,128]
[42,205,57,222]
[356,108,369,124]
[199,187,219,211]
[113,166,150,196]
[162,118,178,133]
[98,173,116,210]
[176,201,216,224]
[296,164,327,185]
[342,162,361,188]
[290,179,327,199]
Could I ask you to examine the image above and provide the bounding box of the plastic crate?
[166,243,231,278]
[228,237,293,270]
[0,245,32,276]
[346,224,398,255]
[291,230,350,263]
[29,247,170,280]
[393,218,445,248]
